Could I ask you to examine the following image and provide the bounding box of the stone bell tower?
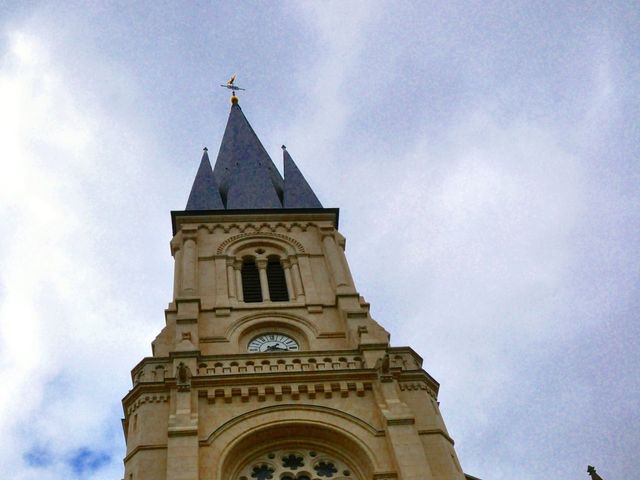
[121,94,475,480]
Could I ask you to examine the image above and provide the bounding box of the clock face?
[248,333,299,353]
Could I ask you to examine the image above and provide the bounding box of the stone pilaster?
[167,358,199,480]
[181,233,198,294]
[321,231,350,293]
[375,358,435,480]
[213,255,230,315]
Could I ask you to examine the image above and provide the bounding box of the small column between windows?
[226,258,236,300]
[234,260,243,302]
[282,258,295,301]
[290,257,305,301]
[256,258,271,302]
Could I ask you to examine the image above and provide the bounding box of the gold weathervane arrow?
[220,74,246,92]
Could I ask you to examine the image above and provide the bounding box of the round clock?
[248,333,299,352]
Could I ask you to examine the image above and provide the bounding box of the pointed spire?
[185,148,224,210]
[183,102,326,212]
[213,103,283,209]
[283,146,323,208]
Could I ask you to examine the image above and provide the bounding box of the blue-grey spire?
[225,148,283,209]
[283,147,323,208]
[183,99,324,212]
[213,102,284,208]
[186,148,224,210]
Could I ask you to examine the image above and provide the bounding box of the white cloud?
[0,3,637,480]
[0,28,165,479]
[275,2,382,168]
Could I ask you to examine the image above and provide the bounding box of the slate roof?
[185,148,224,210]
[283,147,322,208]
[185,101,323,210]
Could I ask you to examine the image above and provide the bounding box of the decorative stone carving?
[176,362,192,392]
[217,231,306,255]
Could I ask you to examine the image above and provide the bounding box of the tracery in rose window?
[237,448,356,480]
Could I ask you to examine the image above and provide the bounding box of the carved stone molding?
[373,473,398,479]
[398,382,437,399]
[217,231,306,255]
[127,394,170,414]
[203,221,313,236]
[201,381,372,404]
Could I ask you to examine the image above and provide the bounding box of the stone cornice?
[123,443,167,464]
[123,367,441,409]
[417,428,456,446]
[171,208,339,235]
[128,348,439,394]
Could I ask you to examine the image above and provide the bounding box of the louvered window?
[241,258,262,303]
[267,257,289,302]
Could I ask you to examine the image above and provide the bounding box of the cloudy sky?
[0,1,638,479]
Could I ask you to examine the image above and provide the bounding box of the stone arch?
[217,232,305,256]
[227,312,319,351]
[205,405,382,479]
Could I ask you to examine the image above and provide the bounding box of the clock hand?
[266,345,286,351]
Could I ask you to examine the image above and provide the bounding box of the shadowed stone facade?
[121,98,472,480]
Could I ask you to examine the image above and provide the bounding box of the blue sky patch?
[24,445,53,467]
[68,447,111,475]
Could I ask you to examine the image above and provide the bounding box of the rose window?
[282,454,305,469]
[237,448,356,480]
[251,464,275,480]
[314,461,338,477]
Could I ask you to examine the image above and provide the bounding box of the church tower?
[122,94,473,480]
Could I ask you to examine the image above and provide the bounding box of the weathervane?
[220,74,246,92]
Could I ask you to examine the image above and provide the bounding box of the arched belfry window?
[267,256,289,302]
[241,258,262,303]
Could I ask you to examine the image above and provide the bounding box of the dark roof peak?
[212,103,283,209]
[283,148,322,208]
[184,103,322,211]
[185,149,224,210]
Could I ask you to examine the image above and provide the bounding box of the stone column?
[296,254,318,304]
[256,258,270,302]
[234,260,243,302]
[172,242,182,299]
[290,257,305,301]
[282,258,295,301]
[322,232,348,289]
[181,236,197,294]
[226,258,236,300]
